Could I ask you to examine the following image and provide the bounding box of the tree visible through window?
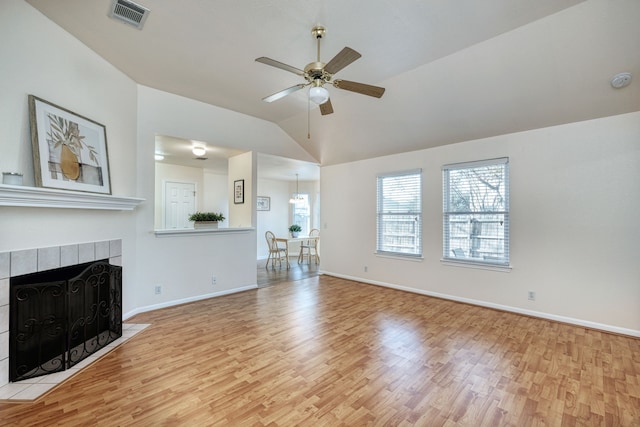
[443,158,509,265]
[376,170,422,257]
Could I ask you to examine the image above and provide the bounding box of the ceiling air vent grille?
[109,0,150,29]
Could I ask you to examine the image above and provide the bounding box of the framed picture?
[29,95,111,194]
[257,196,270,211]
[234,179,244,204]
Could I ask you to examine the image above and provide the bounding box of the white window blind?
[443,158,509,266]
[377,169,422,257]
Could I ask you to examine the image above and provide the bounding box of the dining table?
[275,235,319,269]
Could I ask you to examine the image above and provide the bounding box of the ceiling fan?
[255,26,385,115]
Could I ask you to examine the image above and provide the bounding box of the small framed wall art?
[257,196,270,211]
[234,179,244,204]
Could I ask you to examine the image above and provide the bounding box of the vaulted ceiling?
[25,0,640,166]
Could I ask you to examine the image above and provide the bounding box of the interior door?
[164,181,195,229]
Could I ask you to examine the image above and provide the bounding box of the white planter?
[194,221,218,229]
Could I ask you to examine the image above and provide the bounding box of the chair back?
[308,229,320,247]
[265,231,277,251]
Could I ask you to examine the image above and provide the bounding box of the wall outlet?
[212,276,217,286]
[528,291,536,301]
[364,266,368,272]
[154,285,162,295]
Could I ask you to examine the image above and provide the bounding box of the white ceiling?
[25,0,640,169]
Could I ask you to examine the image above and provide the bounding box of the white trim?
[440,258,512,272]
[0,184,144,210]
[154,227,254,237]
[318,270,640,338]
[122,284,258,320]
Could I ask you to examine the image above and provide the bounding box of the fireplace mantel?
[0,184,144,211]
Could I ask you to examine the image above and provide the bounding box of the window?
[292,193,310,235]
[376,169,422,257]
[443,158,509,266]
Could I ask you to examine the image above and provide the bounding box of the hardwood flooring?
[1,274,638,426]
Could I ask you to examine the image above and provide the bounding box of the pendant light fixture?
[289,173,304,204]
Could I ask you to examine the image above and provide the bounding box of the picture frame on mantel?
[234,179,244,204]
[28,95,112,195]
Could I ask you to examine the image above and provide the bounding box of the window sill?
[375,252,424,262]
[441,258,512,272]
[154,227,254,237]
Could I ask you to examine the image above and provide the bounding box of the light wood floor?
[1,275,638,426]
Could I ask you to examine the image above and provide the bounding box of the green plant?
[188,212,225,222]
[288,224,302,233]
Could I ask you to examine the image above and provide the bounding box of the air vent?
[108,0,150,29]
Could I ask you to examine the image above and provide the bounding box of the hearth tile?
[0,357,6,387]
[78,243,95,263]
[110,239,122,257]
[0,382,30,399]
[110,256,122,267]
[0,252,9,279]
[0,331,7,359]
[11,382,57,400]
[38,246,60,272]
[0,305,7,333]
[60,244,79,267]
[0,278,8,306]
[95,241,110,260]
[35,369,76,384]
[10,249,37,276]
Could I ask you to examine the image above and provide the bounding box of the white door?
[164,181,195,229]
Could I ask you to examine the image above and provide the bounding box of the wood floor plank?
[1,274,639,426]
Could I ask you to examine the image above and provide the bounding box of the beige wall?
[320,112,640,336]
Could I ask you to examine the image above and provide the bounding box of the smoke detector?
[108,0,150,29]
[610,72,632,89]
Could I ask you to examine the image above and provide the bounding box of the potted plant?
[288,224,302,238]
[189,212,225,229]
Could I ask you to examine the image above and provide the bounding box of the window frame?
[376,169,422,258]
[442,158,510,268]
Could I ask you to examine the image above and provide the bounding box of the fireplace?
[0,239,122,387]
[9,260,122,382]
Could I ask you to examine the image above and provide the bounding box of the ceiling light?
[192,146,206,157]
[610,72,632,89]
[309,85,329,104]
[289,173,304,204]
[154,153,164,161]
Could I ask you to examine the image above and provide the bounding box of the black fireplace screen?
[9,260,122,382]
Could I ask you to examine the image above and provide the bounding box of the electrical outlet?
[212,276,217,286]
[364,266,368,272]
[154,285,162,295]
[528,291,536,301]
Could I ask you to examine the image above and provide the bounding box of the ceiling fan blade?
[333,79,385,98]
[319,98,334,115]
[255,57,305,76]
[262,84,306,103]
[324,47,361,75]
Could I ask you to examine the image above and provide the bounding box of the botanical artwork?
[29,95,111,194]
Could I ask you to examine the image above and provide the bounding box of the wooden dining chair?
[265,231,287,269]
[298,228,320,264]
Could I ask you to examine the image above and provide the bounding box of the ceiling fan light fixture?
[192,146,206,157]
[309,85,329,104]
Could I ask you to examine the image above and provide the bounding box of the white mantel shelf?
[0,184,145,210]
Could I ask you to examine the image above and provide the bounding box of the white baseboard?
[123,284,258,320]
[320,271,640,338]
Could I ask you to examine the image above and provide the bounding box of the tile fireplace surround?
[0,239,124,390]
